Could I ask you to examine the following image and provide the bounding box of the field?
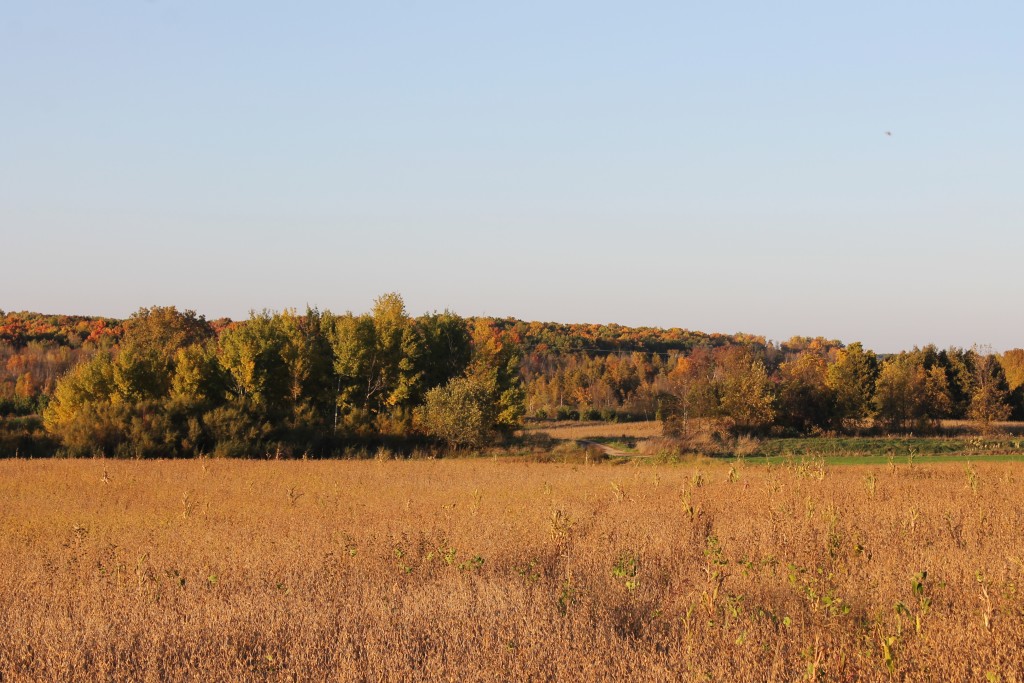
[525,420,1024,465]
[2,457,1024,681]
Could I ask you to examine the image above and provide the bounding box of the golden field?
[1,457,1023,681]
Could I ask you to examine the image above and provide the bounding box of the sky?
[2,1,1022,353]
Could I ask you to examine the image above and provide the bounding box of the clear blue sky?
[2,1,1021,353]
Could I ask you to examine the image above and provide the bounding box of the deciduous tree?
[968,351,1011,427]
[825,342,877,428]
[418,374,496,448]
[873,352,951,432]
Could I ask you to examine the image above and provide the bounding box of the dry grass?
[524,419,663,440]
[941,420,1024,436]
[2,457,1024,681]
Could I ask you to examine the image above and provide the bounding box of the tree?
[112,348,169,404]
[938,347,976,419]
[120,306,212,359]
[873,352,951,432]
[999,349,1024,391]
[14,371,35,399]
[968,351,1011,427]
[467,318,525,434]
[661,347,717,436]
[201,402,274,458]
[776,350,836,433]
[660,345,774,436]
[43,353,120,455]
[328,294,427,433]
[112,306,214,405]
[714,346,775,433]
[998,349,1024,420]
[277,308,334,416]
[825,342,878,429]
[329,311,377,429]
[415,311,472,399]
[418,374,496,448]
[169,342,227,408]
[218,312,289,411]
[416,318,525,448]
[42,308,219,457]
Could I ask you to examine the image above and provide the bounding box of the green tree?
[329,311,377,430]
[112,348,168,404]
[112,307,213,404]
[43,307,219,457]
[43,353,121,455]
[277,308,334,415]
[218,312,289,411]
[328,294,426,433]
[415,311,472,398]
[201,402,274,458]
[825,342,878,428]
[938,347,975,418]
[873,352,951,432]
[418,374,497,448]
[169,342,227,408]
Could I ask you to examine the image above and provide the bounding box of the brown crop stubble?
[1,458,1023,681]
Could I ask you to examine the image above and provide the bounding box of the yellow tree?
[466,318,525,434]
[715,346,775,433]
[999,349,1024,420]
[968,351,1011,427]
[777,350,835,433]
[999,349,1024,391]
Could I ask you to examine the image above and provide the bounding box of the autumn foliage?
[0,301,1021,458]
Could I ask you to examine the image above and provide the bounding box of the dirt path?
[575,439,651,459]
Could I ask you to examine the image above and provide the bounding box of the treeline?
[6,296,523,457]
[486,318,765,355]
[0,310,125,349]
[0,309,754,419]
[0,312,119,416]
[521,335,1024,432]
[656,341,1023,438]
[1,303,1023,457]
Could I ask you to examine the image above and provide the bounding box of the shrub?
[418,375,496,449]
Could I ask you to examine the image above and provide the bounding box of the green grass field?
[736,435,1024,465]
[525,421,1024,465]
[743,452,1024,466]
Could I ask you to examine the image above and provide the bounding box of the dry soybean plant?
[0,458,1022,681]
